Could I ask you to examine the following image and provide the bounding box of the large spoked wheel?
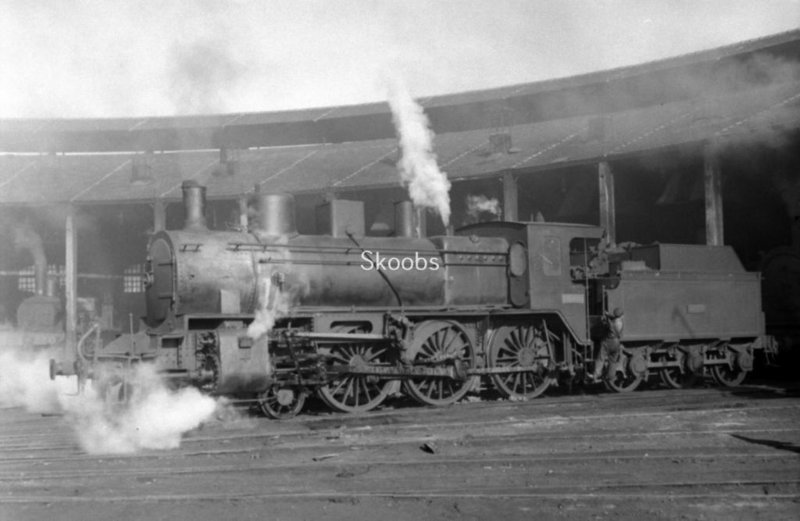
[711,364,748,387]
[258,387,306,419]
[659,367,687,389]
[604,350,644,393]
[318,343,393,413]
[488,325,551,399]
[403,320,475,407]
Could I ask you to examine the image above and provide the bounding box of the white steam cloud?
[466,194,502,219]
[247,275,290,344]
[1,2,797,118]
[0,338,220,455]
[0,347,61,414]
[169,37,248,115]
[62,365,218,454]
[386,75,451,226]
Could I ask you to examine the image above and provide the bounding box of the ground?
[1,383,799,521]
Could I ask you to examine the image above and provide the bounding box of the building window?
[17,265,64,293]
[17,266,35,293]
[49,265,65,288]
[124,264,145,293]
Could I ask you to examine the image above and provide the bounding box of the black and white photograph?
[1,1,799,519]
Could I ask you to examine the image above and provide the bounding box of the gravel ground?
[1,383,799,521]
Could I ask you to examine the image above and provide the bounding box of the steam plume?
[466,194,501,219]
[0,336,220,455]
[386,76,451,226]
[61,364,218,454]
[247,275,289,343]
[169,38,247,115]
[0,347,61,413]
[13,223,47,295]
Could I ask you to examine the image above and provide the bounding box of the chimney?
[394,201,415,238]
[254,186,297,236]
[316,199,365,237]
[181,180,207,230]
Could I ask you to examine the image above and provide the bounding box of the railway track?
[1,385,798,520]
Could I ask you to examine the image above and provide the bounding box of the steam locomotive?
[53,181,767,418]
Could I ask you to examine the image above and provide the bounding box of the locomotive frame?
[55,181,768,418]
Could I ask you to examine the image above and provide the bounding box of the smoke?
[0,346,61,413]
[12,223,45,262]
[169,38,249,115]
[12,222,46,288]
[0,338,220,455]
[466,194,501,220]
[385,75,452,226]
[61,364,218,454]
[2,2,797,118]
[247,275,290,342]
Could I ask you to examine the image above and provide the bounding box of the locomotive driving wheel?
[318,342,393,413]
[258,386,307,419]
[403,320,475,407]
[488,324,552,399]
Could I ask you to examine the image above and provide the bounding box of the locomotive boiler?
[65,180,769,418]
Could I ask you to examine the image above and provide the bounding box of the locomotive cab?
[458,221,605,345]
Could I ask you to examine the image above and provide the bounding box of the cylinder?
[254,187,296,236]
[394,201,415,238]
[182,180,207,230]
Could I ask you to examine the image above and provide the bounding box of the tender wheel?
[659,367,686,389]
[488,325,551,399]
[403,320,475,407]
[258,387,306,419]
[603,351,644,393]
[318,343,393,413]
[711,364,748,387]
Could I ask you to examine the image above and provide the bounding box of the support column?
[502,171,518,222]
[598,161,616,245]
[704,144,724,246]
[153,199,166,232]
[64,206,78,373]
[238,195,249,230]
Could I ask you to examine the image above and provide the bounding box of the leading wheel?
[95,373,134,410]
[488,325,551,399]
[403,320,475,407]
[318,343,393,413]
[258,387,306,419]
[711,364,748,387]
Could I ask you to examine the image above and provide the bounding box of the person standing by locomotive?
[592,307,624,381]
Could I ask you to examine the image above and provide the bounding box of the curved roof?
[1,29,799,204]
